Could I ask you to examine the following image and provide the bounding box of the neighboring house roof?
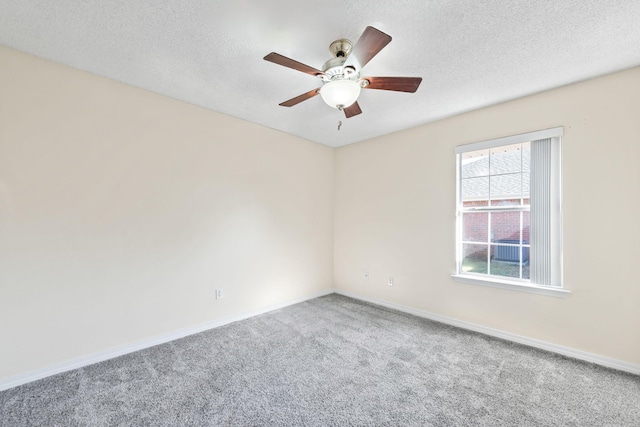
[461,149,530,201]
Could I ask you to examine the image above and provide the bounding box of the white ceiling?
[2,1,640,147]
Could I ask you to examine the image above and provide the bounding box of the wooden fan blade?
[264,52,324,77]
[362,76,423,93]
[344,26,392,71]
[279,88,321,107]
[343,102,362,118]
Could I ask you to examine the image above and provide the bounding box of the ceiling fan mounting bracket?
[329,39,353,58]
[321,39,357,78]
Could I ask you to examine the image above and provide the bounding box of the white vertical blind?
[530,138,552,285]
[530,137,562,287]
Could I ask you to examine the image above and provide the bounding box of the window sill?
[451,274,570,298]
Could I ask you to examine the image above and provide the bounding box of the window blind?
[530,137,562,287]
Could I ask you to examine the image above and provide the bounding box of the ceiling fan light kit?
[264,26,422,119]
[319,79,361,109]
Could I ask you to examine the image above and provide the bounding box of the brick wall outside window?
[461,198,530,258]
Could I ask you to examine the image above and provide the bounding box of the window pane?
[462,244,488,274]
[461,149,489,178]
[491,211,521,242]
[490,244,529,279]
[522,171,530,200]
[461,176,489,202]
[490,144,522,175]
[522,211,530,243]
[462,212,488,242]
[463,200,489,207]
[490,173,522,205]
[522,142,531,172]
[490,258,521,278]
[522,259,530,280]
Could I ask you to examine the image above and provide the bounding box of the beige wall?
[2,44,639,383]
[0,47,335,379]
[334,67,640,365]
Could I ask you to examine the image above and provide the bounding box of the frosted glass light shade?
[319,79,361,109]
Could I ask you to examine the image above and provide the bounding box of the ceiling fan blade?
[279,88,321,107]
[343,102,362,118]
[264,52,324,77]
[344,26,392,71]
[362,76,423,93]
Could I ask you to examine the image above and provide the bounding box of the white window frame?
[452,127,569,297]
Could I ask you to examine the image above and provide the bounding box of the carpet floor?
[1,294,639,426]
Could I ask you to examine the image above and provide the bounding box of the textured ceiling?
[2,1,640,147]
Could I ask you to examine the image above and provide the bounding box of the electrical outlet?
[388,276,393,286]
[364,271,369,279]
[215,289,223,299]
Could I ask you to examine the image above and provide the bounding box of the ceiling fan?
[264,26,422,118]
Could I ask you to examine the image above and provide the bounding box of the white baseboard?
[335,290,640,376]
[4,287,636,392]
[0,288,336,391]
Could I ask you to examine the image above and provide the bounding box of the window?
[453,128,567,297]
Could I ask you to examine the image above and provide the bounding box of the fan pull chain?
[337,105,344,131]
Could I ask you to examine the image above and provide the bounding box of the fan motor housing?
[322,57,346,73]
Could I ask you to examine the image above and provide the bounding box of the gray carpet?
[1,294,639,426]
